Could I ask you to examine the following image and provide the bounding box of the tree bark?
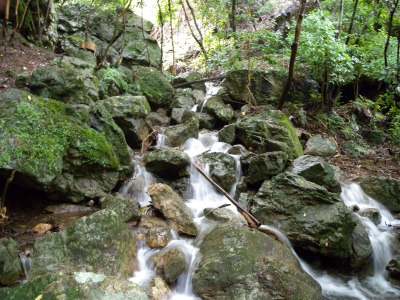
[157,0,164,70]
[231,0,237,32]
[2,0,10,40]
[345,0,359,45]
[335,0,344,39]
[168,0,175,75]
[38,0,52,44]
[277,0,307,110]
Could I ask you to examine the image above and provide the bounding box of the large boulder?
[144,147,191,178]
[29,210,137,279]
[358,177,400,213]
[164,113,199,147]
[199,152,237,192]
[0,238,22,286]
[101,95,152,149]
[250,173,371,267]
[193,224,323,300]
[148,184,198,236]
[100,193,142,222]
[219,69,278,105]
[288,155,341,193]
[202,96,233,124]
[235,116,301,159]
[240,151,288,184]
[170,89,196,110]
[0,272,148,300]
[131,66,174,108]
[304,134,337,157]
[29,65,98,104]
[151,247,186,284]
[0,89,133,203]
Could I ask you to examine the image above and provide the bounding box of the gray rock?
[227,144,248,155]
[29,210,137,279]
[193,224,323,300]
[218,124,236,144]
[164,114,199,147]
[200,152,237,192]
[140,217,173,248]
[197,112,216,130]
[151,248,186,283]
[250,172,369,267]
[170,93,195,110]
[0,272,148,300]
[174,72,206,92]
[148,184,198,236]
[289,155,341,193]
[359,177,400,213]
[360,208,382,225]
[304,134,337,157]
[144,147,190,178]
[149,277,171,300]
[100,193,141,222]
[241,151,288,184]
[203,207,246,224]
[202,96,233,123]
[387,255,400,278]
[30,65,98,104]
[0,238,22,286]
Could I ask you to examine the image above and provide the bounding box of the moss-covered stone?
[0,238,22,286]
[193,224,323,300]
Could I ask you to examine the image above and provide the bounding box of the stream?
[120,130,400,300]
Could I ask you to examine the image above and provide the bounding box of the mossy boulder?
[235,116,300,159]
[29,65,98,104]
[100,193,142,222]
[164,113,199,147]
[0,238,22,286]
[358,177,400,213]
[202,96,233,123]
[250,173,370,267]
[0,89,133,203]
[304,134,337,157]
[174,72,206,92]
[193,224,323,300]
[144,146,191,178]
[200,152,237,192]
[29,210,137,279]
[131,66,174,108]
[151,248,187,284]
[0,272,148,300]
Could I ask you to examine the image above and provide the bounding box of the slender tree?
[2,0,10,40]
[231,0,236,32]
[157,0,164,70]
[354,3,380,45]
[384,0,400,68]
[277,0,307,110]
[38,0,52,44]
[336,0,344,39]
[345,0,359,45]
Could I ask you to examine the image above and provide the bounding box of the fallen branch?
[191,159,261,227]
[204,203,231,217]
[172,75,225,89]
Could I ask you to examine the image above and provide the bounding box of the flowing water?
[122,131,400,300]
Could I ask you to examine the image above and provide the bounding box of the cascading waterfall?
[123,130,400,300]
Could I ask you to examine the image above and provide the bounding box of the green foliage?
[314,112,363,142]
[97,67,137,98]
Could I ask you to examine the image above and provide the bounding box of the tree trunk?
[384,0,400,68]
[38,0,52,44]
[182,0,208,61]
[336,0,344,39]
[157,0,164,70]
[231,0,237,32]
[277,0,307,110]
[331,0,340,20]
[168,0,175,75]
[2,0,10,40]
[345,0,359,45]
[354,5,380,46]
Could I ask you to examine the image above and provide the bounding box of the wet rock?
[304,134,337,157]
[148,184,198,236]
[218,124,236,145]
[203,207,246,224]
[164,113,199,147]
[29,210,137,279]
[151,248,186,283]
[147,111,170,127]
[199,152,237,192]
[32,223,52,234]
[0,272,149,300]
[360,208,382,225]
[288,155,342,193]
[100,193,141,222]
[240,151,288,184]
[358,177,400,213]
[170,90,196,110]
[193,224,323,300]
[202,96,233,123]
[227,144,248,155]
[198,112,216,130]
[149,277,171,300]
[387,255,400,278]
[144,218,173,248]
[144,147,190,178]
[131,66,174,108]
[250,173,367,267]
[350,219,373,269]
[170,108,187,125]
[0,238,22,286]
